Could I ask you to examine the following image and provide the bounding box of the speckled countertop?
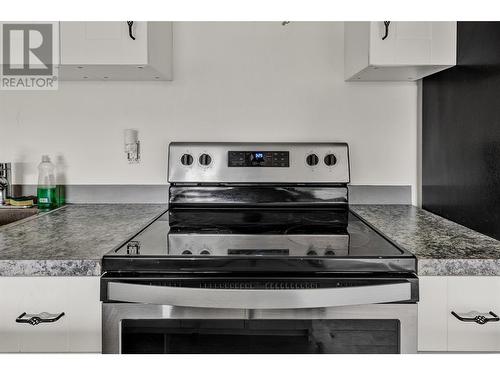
[1,203,498,277]
[351,205,500,276]
[0,204,167,276]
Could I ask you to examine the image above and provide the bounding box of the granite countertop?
[2,203,498,277]
[0,204,167,276]
[351,205,500,276]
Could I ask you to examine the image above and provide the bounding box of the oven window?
[121,319,400,354]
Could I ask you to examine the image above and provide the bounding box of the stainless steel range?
[101,142,418,354]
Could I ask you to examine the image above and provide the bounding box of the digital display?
[249,152,267,166]
[228,151,290,167]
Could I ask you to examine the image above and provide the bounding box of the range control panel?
[228,151,290,167]
[168,142,350,184]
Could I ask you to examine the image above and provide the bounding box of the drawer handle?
[451,311,500,325]
[16,312,65,326]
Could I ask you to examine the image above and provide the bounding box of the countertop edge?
[0,259,101,277]
[0,259,102,277]
[417,258,500,277]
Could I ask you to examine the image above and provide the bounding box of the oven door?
[103,304,416,354]
[102,278,417,354]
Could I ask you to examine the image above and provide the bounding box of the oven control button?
[306,153,319,166]
[324,154,337,166]
[325,250,336,256]
[199,154,212,166]
[181,250,192,255]
[200,249,211,255]
[307,250,318,256]
[181,154,193,166]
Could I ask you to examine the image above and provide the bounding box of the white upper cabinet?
[344,22,456,81]
[59,22,173,81]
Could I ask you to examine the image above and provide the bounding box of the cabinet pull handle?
[127,21,136,40]
[382,21,390,40]
[16,312,65,326]
[451,311,500,325]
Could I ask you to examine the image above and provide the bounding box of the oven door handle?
[106,281,412,309]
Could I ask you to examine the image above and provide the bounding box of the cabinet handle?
[127,21,136,40]
[16,312,65,326]
[451,311,500,325]
[382,21,390,40]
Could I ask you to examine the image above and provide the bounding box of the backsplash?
[15,184,411,205]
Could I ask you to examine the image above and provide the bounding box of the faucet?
[0,163,12,206]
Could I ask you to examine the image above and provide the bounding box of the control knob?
[181,250,192,255]
[200,249,211,255]
[199,154,212,166]
[180,154,193,166]
[324,154,337,166]
[306,154,319,166]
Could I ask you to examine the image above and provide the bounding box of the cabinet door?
[65,277,101,352]
[447,277,500,352]
[0,277,101,353]
[16,278,70,352]
[60,21,148,65]
[418,276,448,351]
[370,22,456,66]
[0,278,22,352]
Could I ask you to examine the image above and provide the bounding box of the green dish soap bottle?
[37,155,56,210]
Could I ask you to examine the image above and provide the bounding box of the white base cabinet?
[0,277,101,353]
[418,276,500,352]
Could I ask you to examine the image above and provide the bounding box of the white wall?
[0,22,418,202]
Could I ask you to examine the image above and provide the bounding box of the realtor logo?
[1,22,59,90]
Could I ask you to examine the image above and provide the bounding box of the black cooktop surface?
[103,209,416,274]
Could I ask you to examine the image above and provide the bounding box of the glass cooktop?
[103,209,416,274]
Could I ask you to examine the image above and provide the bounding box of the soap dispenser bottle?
[37,155,56,210]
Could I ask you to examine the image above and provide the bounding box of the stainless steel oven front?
[102,276,418,354]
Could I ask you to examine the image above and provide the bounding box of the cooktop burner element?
[103,142,416,275]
